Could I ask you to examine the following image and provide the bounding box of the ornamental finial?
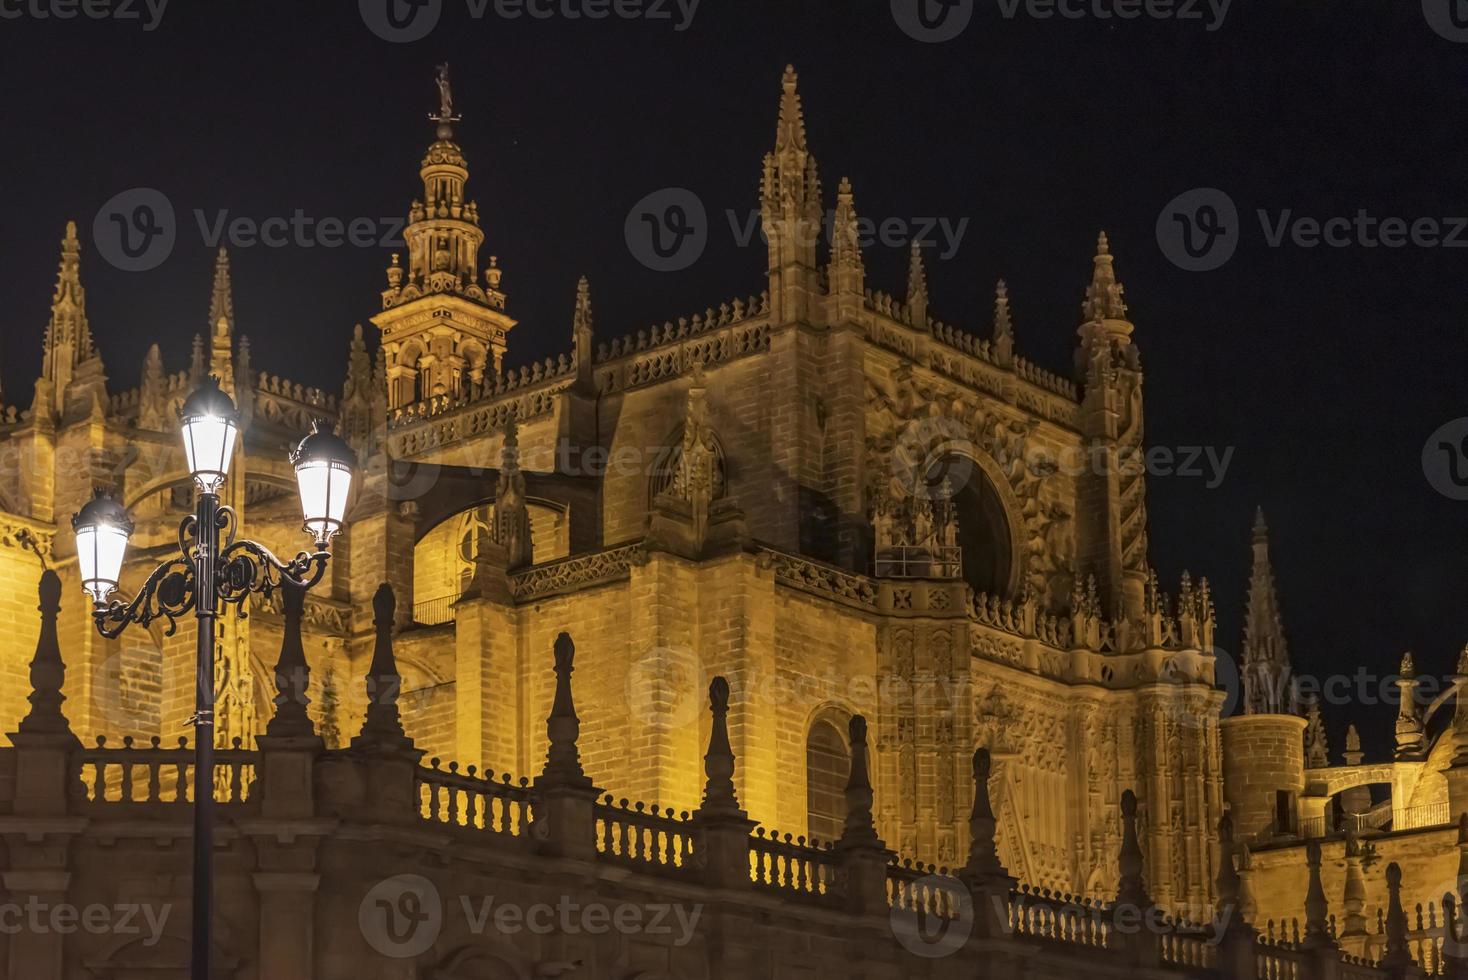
[430,63,461,138]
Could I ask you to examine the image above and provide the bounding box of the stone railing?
[77,734,256,806]
[594,297,773,397]
[594,795,696,876]
[749,828,840,904]
[0,572,1454,979]
[417,758,534,836]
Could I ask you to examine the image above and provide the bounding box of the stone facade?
[0,65,1460,976]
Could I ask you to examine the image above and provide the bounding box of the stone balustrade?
[0,570,1460,978]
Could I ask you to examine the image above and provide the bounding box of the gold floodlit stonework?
[0,66,1463,978]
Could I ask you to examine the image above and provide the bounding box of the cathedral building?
[0,68,1460,974]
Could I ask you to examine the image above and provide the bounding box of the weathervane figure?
[431,63,461,136]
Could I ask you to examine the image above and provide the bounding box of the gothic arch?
[648,423,728,506]
[916,445,1024,599]
[805,704,855,845]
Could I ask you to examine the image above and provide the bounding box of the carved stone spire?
[265,581,313,738]
[1243,508,1295,715]
[188,333,206,388]
[839,716,879,847]
[138,343,169,431]
[698,677,741,817]
[1083,231,1129,324]
[1074,231,1148,623]
[1396,652,1428,760]
[572,276,594,389]
[760,65,821,322]
[541,633,589,786]
[992,279,1015,367]
[16,571,73,737]
[340,324,375,454]
[773,63,807,159]
[209,246,235,334]
[352,584,412,749]
[491,415,532,570]
[208,248,236,398]
[38,221,104,419]
[1304,697,1329,769]
[906,241,928,328]
[1117,789,1150,908]
[828,177,865,303]
[374,66,515,403]
[235,334,253,429]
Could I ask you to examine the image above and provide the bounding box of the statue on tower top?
[430,63,461,136]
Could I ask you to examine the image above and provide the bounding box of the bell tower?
[373,64,516,410]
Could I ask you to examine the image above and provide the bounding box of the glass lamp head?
[179,376,239,493]
[290,420,356,548]
[73,490,134,605]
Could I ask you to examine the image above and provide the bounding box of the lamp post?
[72,376,355,980]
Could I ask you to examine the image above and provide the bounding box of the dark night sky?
[1,2,1465,757]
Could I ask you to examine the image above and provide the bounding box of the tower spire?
[1083,231,1129,323]
[992,279,1015,367]
[773,63,808,159]
[374,65,515,407]
[906,241,929,327]
[208,247,236,397]
[1243,508,1295,715]
[573,272,593,357]
[209,246,235,334]
[760,65,821,323]
[38,221,103,418]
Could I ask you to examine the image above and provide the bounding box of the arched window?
[806,719,851,844]
[945,464,1013,598]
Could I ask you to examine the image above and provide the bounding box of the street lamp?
[73,376,354,980]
